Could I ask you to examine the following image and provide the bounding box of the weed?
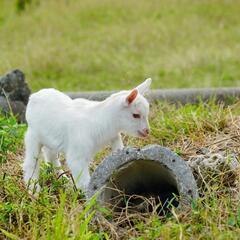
[0,115,25,163]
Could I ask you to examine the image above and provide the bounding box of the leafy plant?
[0,114,25,163]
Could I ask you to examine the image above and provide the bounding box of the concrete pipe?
[67,87,240,105]
[88,145,198,215]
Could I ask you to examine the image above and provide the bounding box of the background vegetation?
[0,0,240,91]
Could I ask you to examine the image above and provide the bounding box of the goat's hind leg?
[42,146,65,176]
[23,129,41,193]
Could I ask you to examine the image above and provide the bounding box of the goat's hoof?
[27,183,41,198]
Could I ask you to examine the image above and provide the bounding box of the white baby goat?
[23,78,152,193]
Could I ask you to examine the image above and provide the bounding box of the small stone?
[0,69,31,104]
[0,96,26,122]
[0,69,31,122]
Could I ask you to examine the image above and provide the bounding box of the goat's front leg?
[66,151,90,192]
[23,129,42,194]
[111,133,124,152]
[42,146,65,177]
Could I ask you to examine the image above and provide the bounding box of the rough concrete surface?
[88,145,198,212]
[68,87,240,104]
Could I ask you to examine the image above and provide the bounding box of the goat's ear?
[136,78,152,95]
[126,89,138,105]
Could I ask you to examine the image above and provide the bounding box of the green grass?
[150,100,227,144]
[0,0,240,91]
[0,101,240,239]
[0,115,25,163]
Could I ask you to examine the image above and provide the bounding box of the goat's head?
[116,78,152,138]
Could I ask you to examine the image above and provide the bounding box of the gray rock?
[0,96,26,122]
[0,69,31,105]
[0,69,30,122]
[88,145,198,214]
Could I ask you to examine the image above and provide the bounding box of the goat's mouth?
[138,130,148,138]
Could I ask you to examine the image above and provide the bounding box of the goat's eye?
[132,113,141,119]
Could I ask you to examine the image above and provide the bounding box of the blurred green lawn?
[0,0,240,91]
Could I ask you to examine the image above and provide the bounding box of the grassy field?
[0,101,240,239]
[0,0,240,239]
[0,0,240,91]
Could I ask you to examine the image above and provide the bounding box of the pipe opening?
[102,160,180,215]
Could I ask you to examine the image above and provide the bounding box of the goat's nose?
[143,128,150,135]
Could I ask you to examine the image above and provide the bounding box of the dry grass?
[0,101,240,239]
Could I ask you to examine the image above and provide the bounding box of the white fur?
[23,78,152,193]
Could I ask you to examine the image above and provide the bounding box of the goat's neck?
[90,101,121,149]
